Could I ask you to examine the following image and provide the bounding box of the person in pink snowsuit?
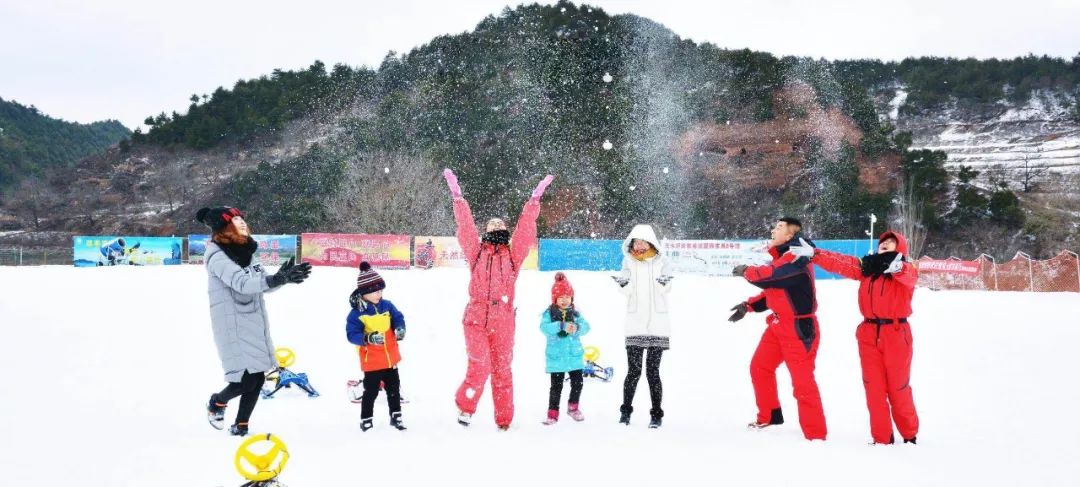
[444,168,554,430]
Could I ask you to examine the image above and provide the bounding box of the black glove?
[393,328,405,341]
[366,332,385,345]
[611,275,629,287]
[860,251,899,277]
[728,302,749,323]
[732,265,748,277]
[267,257,312,287]
[557,330,569,337]
[656,275,673,286]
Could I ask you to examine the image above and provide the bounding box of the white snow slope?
[1,265,1078,486]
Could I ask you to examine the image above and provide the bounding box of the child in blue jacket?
[540,272,591,425]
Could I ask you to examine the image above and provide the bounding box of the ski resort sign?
[662,239,771,276]
[300,233,412,269]
[916,257,981,276]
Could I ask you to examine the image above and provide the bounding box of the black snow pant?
[361,368,402,420]
[621,346,664,419]
[548,370,584,411]
[213,371,266,425]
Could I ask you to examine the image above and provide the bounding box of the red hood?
[879,230,909,256]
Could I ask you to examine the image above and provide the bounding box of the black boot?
[903,436,917,445]
[390,412,407,431]
[619,405,632,425]
[648,408,664,429]
[207,395,226,430]
[229,423,249,436]
[748,407,784,429]
[361,417,374,432]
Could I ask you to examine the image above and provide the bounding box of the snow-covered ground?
[2,265,1079,486]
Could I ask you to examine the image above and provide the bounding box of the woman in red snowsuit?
[444,169,553,429]
[812,231,920,445]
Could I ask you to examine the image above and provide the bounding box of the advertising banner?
[661,240,771,276]
[73,236,183,267]
[411,236,537,269]
[188,235,297,266]
[915,257,981,276]
[300,233,411,269]
[813,239,876,280]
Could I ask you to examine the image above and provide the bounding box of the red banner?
[300,233,411,269]
[916,257,981,276]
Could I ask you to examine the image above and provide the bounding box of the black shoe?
[390,412,407,431]
[229,423,248,436]
[207,395,225,430]
[903,436,917,445]
[619,405,632,425]
[361,418,374,432]
[649,417,662,429]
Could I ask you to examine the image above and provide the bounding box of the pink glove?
[443,168,462,198]
[531,175,554,200]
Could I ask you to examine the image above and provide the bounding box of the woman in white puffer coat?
[612,224,673,428]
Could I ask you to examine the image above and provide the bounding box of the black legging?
[622,346,663,417]
[213,371,266,425]
[361,368,402,419]
[548,370,584,411]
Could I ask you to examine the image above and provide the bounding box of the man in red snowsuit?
[444,168,553,430]
[811,230,919,445]
[728,217,827,440]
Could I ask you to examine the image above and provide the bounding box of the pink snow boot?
[542,409,559,425]
[567,403,584,422]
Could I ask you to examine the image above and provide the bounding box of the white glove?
[787,238,815,260]
[883,253,904,274]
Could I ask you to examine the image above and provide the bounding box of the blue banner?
[813,239,875,280]
[188,235,297,265]
[539,239,623,271]
[73,236,183,267]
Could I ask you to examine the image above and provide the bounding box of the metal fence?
[0,248,74,266]
[916,251,1080,293]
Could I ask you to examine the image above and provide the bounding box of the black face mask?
[482,229,511,246]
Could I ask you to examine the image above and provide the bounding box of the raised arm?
[744,252,811,289]
[510,175,553,267]
[812,248,863,281]
[445,169,480,267]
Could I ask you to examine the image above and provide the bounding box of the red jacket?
[812,231,917,320]
[743,235,817,323]
[453,197,540,325]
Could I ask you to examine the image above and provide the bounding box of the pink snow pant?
[455,301,516,427]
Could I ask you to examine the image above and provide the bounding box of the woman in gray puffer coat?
[197,207,311,436]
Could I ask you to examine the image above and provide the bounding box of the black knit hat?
[195,207,245,232]
[355,261,386,295]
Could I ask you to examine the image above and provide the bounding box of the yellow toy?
[262,347,319,399]
[234,433,289,486]
[274,348,296,368]
[584,346,600,363]
[581,345,614,382]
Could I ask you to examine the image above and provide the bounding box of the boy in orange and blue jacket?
[346,261,407,432]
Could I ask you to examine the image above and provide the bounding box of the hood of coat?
[879,230,910,256]
[622,224,663,258]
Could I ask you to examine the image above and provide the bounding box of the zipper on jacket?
[484,251,494,329]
